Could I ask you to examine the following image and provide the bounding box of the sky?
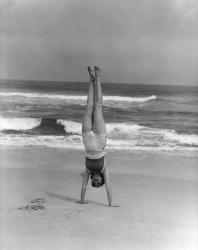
[0,0,198,85]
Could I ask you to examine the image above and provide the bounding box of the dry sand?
[0,146,198,250]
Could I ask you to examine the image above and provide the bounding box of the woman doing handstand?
[80,66,112,207]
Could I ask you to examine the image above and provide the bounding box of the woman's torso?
[85,156,105,174]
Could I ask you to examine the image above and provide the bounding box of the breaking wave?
[0,92,157,103]
[0,117,41,131]
[1,117,198,151]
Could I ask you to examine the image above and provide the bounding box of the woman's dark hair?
[91,172,105,188]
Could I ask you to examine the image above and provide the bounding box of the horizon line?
[0,78,197,87]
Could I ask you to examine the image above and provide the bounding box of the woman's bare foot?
[94,66,101,81]
[87,66,95,82]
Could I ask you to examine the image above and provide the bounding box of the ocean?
[0,79,198,153]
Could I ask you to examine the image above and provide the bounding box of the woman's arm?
[103,168,112,207]
[80,169,90,204]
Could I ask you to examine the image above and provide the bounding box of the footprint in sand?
[19,197,46,211]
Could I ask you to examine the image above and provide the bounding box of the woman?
[80,66,112,207]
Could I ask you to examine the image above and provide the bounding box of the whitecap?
[0,117,41,131]
[0,92,157,103]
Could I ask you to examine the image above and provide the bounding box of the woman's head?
[91,172,105,188]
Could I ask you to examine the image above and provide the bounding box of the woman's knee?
[94,102,102,112]
[85,104,93,114]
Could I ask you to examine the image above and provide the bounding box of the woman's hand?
[109,204,120,207]
[76,200,88,204]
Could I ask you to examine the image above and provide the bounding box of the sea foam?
[1,133,197,153]
[57,119,82,134]
[0,92,157,103]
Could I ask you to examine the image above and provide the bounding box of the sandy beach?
[0,146,197,250]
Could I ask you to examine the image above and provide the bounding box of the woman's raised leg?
[93,66,106,134]
[82,67,95,133]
